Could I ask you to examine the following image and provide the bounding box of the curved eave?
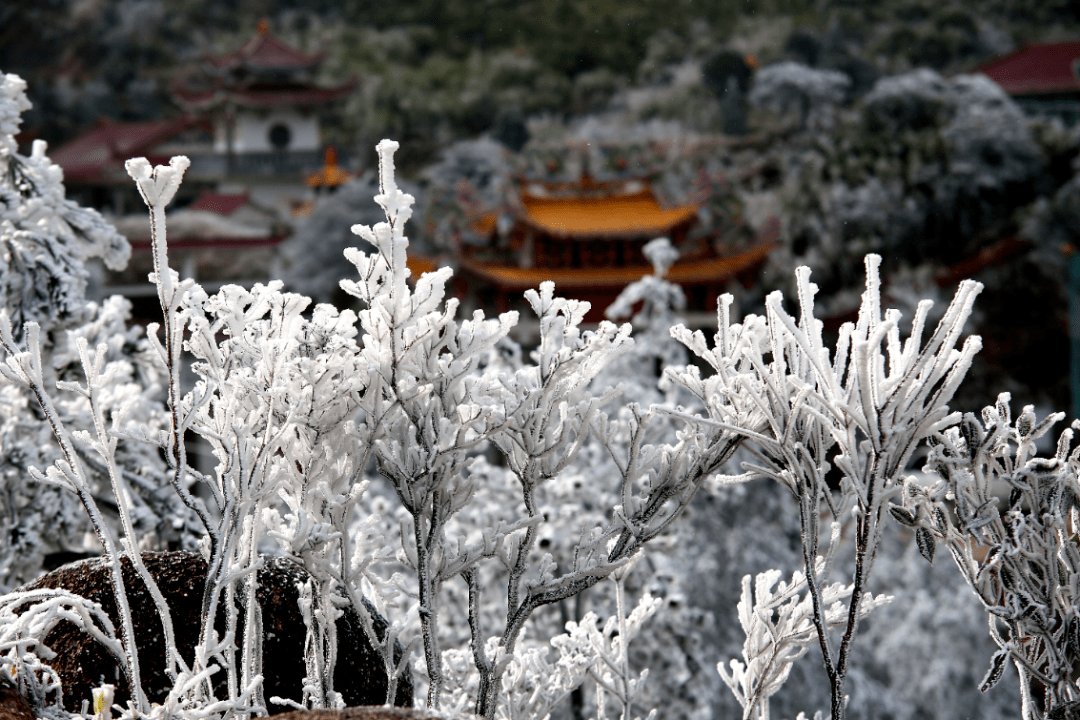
[173,78,357,111]
[977,42,1080,97]
[51,117,199,184]
[204,33,327,72]
[460,242,776,291]
[982,77,1080,96]
[519,203,700,240]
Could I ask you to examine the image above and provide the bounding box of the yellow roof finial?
[305,146,352,189]
[257,18,270,35]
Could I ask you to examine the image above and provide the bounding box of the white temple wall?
[213,109,321,153]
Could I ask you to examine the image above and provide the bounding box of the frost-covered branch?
[0,318,150,715]
[0,589,127,717]
[894,397,1080,719]
[718,557,891,720]
[668,254,981,720]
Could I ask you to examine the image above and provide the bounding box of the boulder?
[20,551,412,713]
[0,678,34,720]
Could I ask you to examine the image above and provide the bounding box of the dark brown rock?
[0,678,35,720]
[20,551,412,714]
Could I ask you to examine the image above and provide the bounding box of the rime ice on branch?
[668,255,982,720]
[0,105,1014,720]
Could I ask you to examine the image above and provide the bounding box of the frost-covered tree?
[280,172,423,305]
[667,254,982,719]
[417,137,516,254]
[777,68,1045,289]
[748,62,851,131]
[0,73,193,591]
[0,125,754,720]
[756,67,1062,411]
[1,67,1071,720]
[895,398,1080,720]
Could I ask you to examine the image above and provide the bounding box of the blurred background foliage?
[5,0,1078,163]
[6,4,1080,719]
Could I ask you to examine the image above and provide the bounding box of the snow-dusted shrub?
[0,126,752,720]
[749,62,851,130]
[416,137,515,253]
[791,69,1043,271]
[859,69,953,137]
[0,69,1065,720]
[0,73,194,592]
[280,172,423,304]
[666,254,981,719]
[767,66,1050,373]
[894,398,1080,720]
[719,563,892,720]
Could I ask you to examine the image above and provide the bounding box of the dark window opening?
[268,123,292,150]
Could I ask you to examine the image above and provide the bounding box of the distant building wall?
[214,110,321,153]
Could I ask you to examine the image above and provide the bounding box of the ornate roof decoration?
[171,20,357,111]
[205,19,327,72]
[305,147,352,188]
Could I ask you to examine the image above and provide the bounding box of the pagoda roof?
[50,116,201,184]
[171,21,357,111]
[978,41,1080,96]
[460,240,776,290]
[206,23,325,72]
[171,78,358,111]
[188,191,250,216]
[518,187,699,239]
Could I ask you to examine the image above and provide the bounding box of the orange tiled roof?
[407,256,439,277]
[460,241,775,290]
[519,188,699,239]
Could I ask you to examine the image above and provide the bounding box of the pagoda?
[53,19,357,211]
[456,147,778,321]
[49,20,357,323]
[171,19,357,174]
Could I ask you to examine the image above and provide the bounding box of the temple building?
[457,164,778,322]
[978,41,1080,126]
[48,20,355,325]
[170,18,356,181]
[51,19,356,217]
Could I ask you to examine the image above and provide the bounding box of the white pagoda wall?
[213,109,321,154]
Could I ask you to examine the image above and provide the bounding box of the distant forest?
[3,0,1079,158]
